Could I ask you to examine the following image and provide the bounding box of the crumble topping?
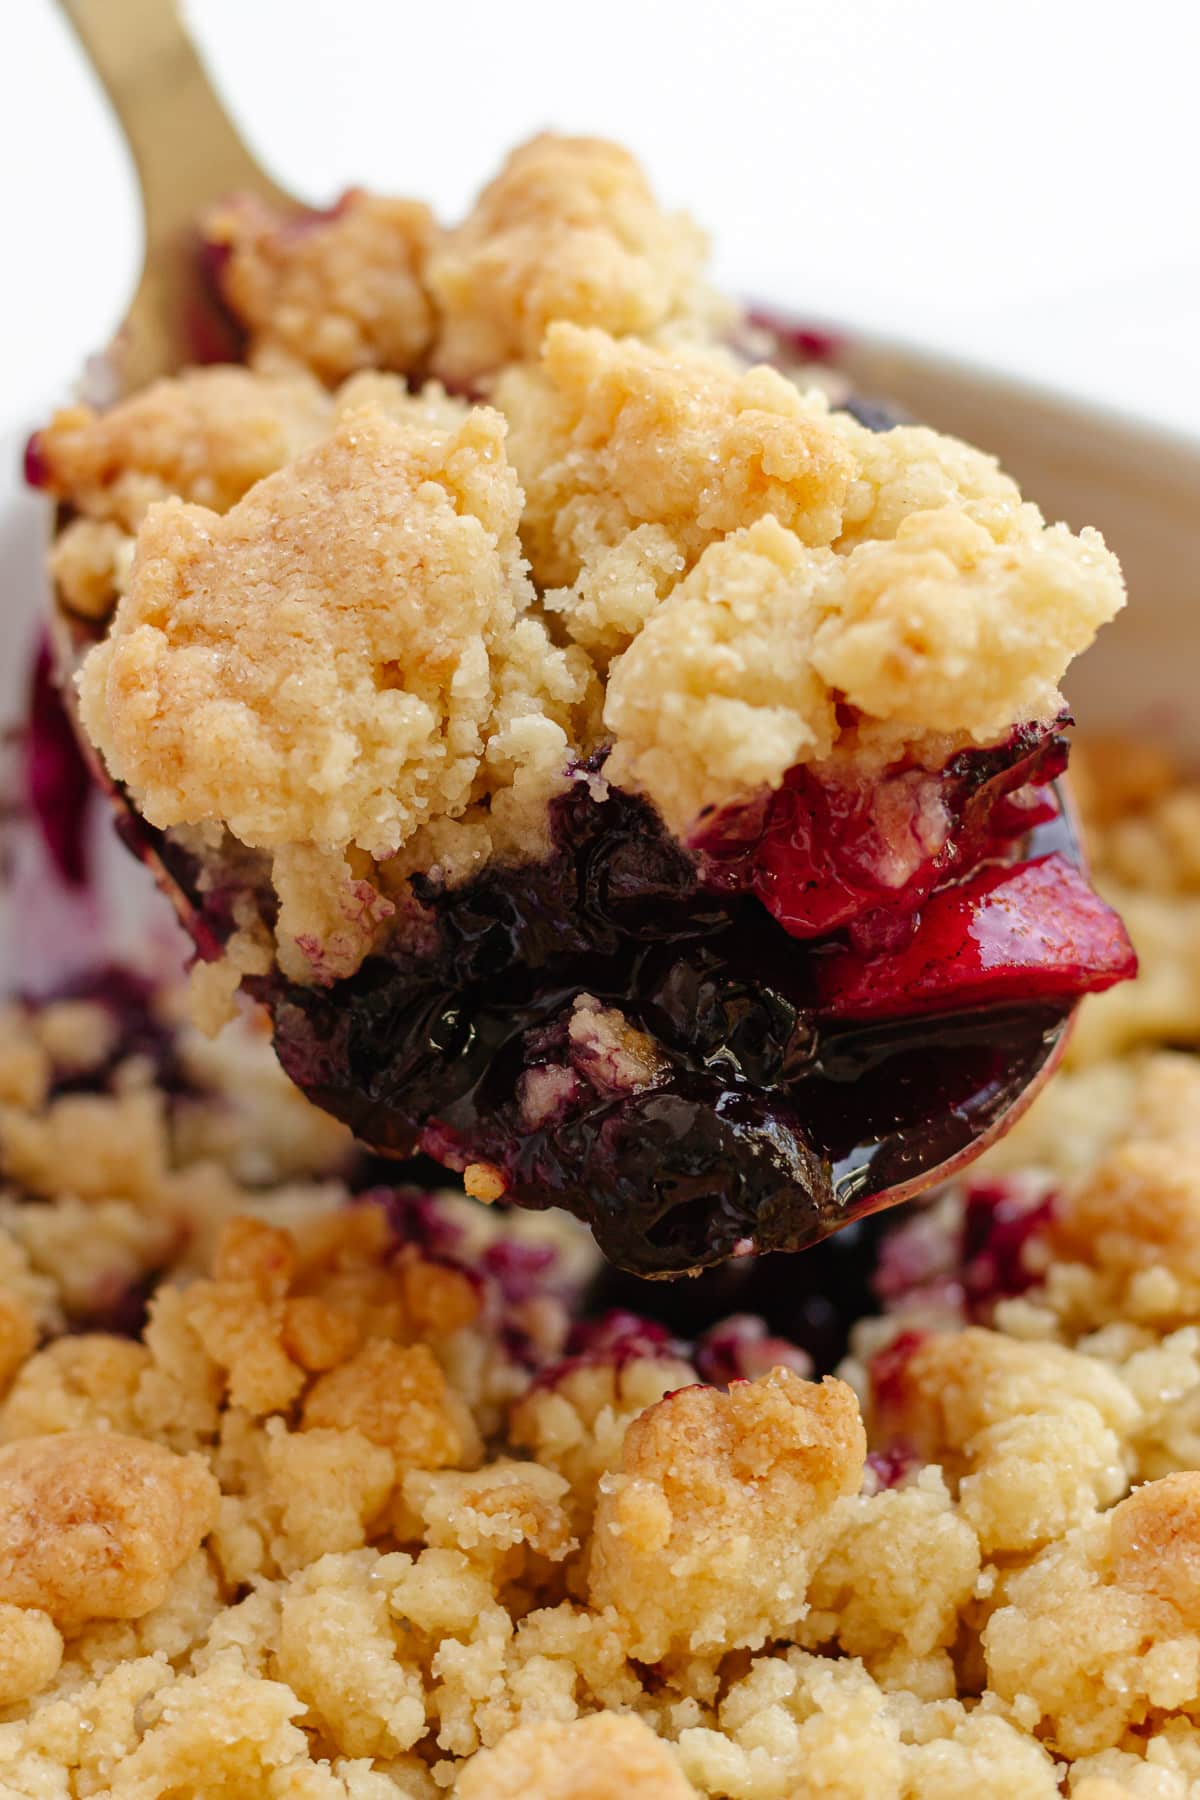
[1058,737,1200,1067]
[588,1370,865,1661]
[494,323,856,592]
[78,403,532,856]
[201,134,719,395]
[34,366,333,531]
[75,400,596,981]
[42,135,1125,999]
[38,365,332,620]
[68,343,1122,990]
[0,739,1193,1793]
[426,134,720,389]
[205,190,438,385]
[0,1431,218,1627]
[454,1714,698,1799]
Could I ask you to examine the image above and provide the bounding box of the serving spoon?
[44,0,1086,1267]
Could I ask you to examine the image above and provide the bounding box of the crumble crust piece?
[38,366,332,621]
[0,743,1194,1793]
[426,133,720,389]
[493,322,857,592]
[77,403,533,857]
[454,1712,698,1799]
[70,334,1121,990]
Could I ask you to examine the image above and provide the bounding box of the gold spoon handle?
[56,0,294,392]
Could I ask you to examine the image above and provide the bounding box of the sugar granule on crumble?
[0,740,1196,1792]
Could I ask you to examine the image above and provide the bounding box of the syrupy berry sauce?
[235,729,1131,1279]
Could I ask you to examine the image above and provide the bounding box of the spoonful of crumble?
[32,0,1135,1275]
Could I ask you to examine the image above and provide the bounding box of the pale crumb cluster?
[206,190,438,385]
[44,132,1126,992]
[426,133,723,389]
[1058,737,1200,1067]
[0,746,1194,1794]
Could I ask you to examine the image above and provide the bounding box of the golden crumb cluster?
[0,741,1192,1795]
[40,132,1125,993]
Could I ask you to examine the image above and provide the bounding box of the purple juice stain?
[961,1178,1058,1318]
[866,1442,920,1490]
[24,638,95,889]
[745,310,845,367]
[23,432,48,490]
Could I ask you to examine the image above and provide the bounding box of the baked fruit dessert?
[0,735,1194,1797]
[29,135,1135,1274]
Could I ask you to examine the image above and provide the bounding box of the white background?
[2,0,1198,585]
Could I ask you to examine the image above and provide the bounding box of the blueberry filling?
[29,963,183,1098]
[225,725,1133,1278]
[25,638,95,889]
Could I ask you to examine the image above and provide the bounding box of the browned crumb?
[77,401,530,859]
[0,1011,51,1112]
[428,134,718,388]
[603,501,1122,835]
[35,365,332,532]
[36,365,333,622]
[0,1335,150,1441]
[0,1293,36,1396]
[0,1603,62,1708]
[463,1162,507,1204]
[983,1472,1200,1756]
[75,390,607,990]
[303,1340,481,1475]
[456,1712,698,1798]
[870,1325,1136,1555]
[495,322,856,590]
[589,1369,865,1660]
[1109,1470,1200,1623]
[206,189,438,383]
[49,516,135,618]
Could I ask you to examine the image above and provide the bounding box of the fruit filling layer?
[0,735,1194,1798]
[31,133,1135,1269]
